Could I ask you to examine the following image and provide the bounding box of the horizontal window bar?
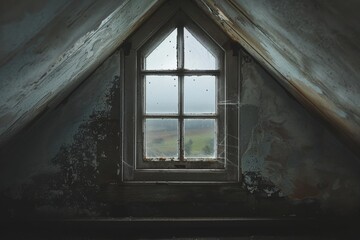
[144,158,219,161]
[144,115,218,118]
[135,169,226,172]
[141,69,220,76]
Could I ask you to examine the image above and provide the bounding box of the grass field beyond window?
[145,120,216,159]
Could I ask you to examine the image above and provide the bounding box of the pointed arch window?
[122,1,239,182]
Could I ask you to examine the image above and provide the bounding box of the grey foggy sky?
[144,27,217,114]
[145,75,216,114]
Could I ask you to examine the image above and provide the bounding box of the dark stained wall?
[0,51,121,219]
[0,49,359,219]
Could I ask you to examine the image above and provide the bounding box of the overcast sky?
[145,27,217,114]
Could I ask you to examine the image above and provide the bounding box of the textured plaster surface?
[240,55,360,214]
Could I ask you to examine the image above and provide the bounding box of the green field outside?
[146,128,215,158]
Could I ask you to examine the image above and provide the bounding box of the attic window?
[142,26,220,164]
[122,1,240,182]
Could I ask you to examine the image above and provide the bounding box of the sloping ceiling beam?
[0,0,162,145]
[198,0,360,153]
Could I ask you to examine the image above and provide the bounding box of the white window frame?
[121,0,240,182]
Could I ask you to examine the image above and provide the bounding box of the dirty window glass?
[184,76,216,114]
[145,76,178,114]
[145,119,179,159]
[184,27,216,70]
[184,119,216,158]
[145,29,177,70]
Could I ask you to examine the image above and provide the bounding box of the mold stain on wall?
[0,51,120,219]
[22,91,119,218]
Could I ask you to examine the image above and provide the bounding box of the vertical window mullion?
[177,26,184,69]
[179,75,184,161]
[177,26,185,161]
[142,74,146,160]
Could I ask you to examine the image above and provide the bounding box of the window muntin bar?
[141,70,220,75]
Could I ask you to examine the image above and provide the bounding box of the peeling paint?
[0,0,161,146]
[198,0,360,154]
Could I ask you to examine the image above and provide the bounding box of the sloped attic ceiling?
[0,0,359,154]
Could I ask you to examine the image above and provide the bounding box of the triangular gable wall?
[0,0,359,218]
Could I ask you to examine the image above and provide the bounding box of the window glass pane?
[145,76,178,114]
[145,119,179,158]
[184,27,216,70]
[184,119,216,158]
[145,29,177,70]
[184,76,216,114]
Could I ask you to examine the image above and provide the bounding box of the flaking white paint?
[0,0,162,145]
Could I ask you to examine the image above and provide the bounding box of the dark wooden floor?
[1,217,358,239]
